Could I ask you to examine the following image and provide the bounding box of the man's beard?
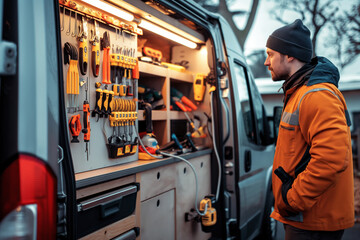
[271,71,289,81]
[270,55,289,81]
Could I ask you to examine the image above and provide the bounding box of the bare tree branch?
[269,0,359,69]
[193,0,260,49]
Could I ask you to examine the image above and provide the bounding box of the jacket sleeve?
[287,89,351,212]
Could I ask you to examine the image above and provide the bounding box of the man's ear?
[286,56,295,62]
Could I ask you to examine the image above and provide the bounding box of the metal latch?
[0,41,17,75]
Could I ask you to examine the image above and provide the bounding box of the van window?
[234,63,256,143]
[248,72,272,145]
[234,62,271,145]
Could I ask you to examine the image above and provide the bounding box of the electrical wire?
[134,125,208,216]
[210,91,222,202]
[160,152,208,216]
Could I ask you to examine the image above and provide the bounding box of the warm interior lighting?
[80,0,134,22]
[139,19,197,49]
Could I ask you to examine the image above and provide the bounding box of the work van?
[0,0,278,239]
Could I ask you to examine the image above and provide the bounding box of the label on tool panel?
[117,147,124,156]
[125,145,131,154]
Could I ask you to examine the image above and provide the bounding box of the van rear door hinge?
[0,41,17,75]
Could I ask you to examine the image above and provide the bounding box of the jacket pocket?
[278,124,296,156]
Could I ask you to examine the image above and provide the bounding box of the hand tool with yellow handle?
[78,39,88,75]
[109,112,117,127]
[107,90,114,116]
[64,42,79,112]
[69,114,81,143]
[112,84,120,96]
[193,73,206,103]
[102,89,110,118]
[92,88,103,118]
[91,20,100,77]
[101,31,111,84]
[78,17,88,75]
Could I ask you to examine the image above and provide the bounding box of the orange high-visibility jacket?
[271,57,354,231]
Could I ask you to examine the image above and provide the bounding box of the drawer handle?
[78,185,137,212]
[101,198,122,218]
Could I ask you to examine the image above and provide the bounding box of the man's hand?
[274,167,299,217]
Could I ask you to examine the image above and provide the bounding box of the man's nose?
[264,58,269,66]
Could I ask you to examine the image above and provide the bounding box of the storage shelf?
[138,109,167,121]
[170,111,187,120]
[137,110,188,121]
[139,61,167,77]
[169,71,193,83]
[139,61,193,83]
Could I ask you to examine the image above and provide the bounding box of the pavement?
[275,221,360,240]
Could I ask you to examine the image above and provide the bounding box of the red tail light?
[0,154,57,239]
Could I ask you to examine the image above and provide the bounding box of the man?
[264,19,354,240]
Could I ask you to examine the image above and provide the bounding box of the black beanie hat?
[266,19,313,62]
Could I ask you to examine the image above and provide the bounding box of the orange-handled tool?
[180,95,197,111]
[171,87,197,111]
[101,31,111,84]
[82,100,90,142]
[69,114,81,143]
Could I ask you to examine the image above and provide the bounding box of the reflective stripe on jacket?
[271,81,354,231]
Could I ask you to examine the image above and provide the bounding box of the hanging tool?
[132,56,140,100]
[101,31,111,84]
[92,88,103,119]
[90,20,100,77]
[82,79,90,160]
[64,42,79,112]
[78,16,88,75]
[193,73,206,103]
[69,114,81,143]
[102,89,110,118]
[128,49,137,96]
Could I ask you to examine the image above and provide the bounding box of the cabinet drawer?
[140,189,175,240]
[140,164,176,201]
[77,184,139,239]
